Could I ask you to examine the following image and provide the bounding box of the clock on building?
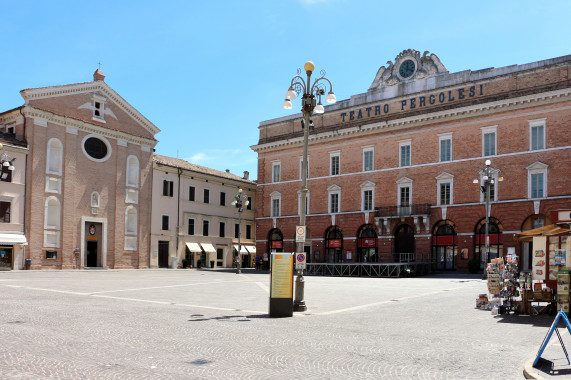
[399,59,416,79]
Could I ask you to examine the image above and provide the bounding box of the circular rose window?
[82,135,111,161]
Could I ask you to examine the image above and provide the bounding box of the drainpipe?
[176,167,182,265]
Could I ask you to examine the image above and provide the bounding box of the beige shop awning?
[234,245,249,254]
[246,245,256,254]
[0,233,28,245]
[200,243,217,253]
[185,242,202,253]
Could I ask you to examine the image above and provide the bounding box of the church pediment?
[20,72,159,140]
[369,49,448,89]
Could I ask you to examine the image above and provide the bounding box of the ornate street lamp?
[283,61,336,312]
[473,159,504,278]
[231,188,249,274]
[0,143,16,180]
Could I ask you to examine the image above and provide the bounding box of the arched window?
[432,220,457,270]
[475,217,503,269]
[324,226,343,263]
[357,224,378,262]
[46,138,63,175]
[125,206,137,235]
[268,228,283,253]
[126,155,139,187]
[44,196,61,229]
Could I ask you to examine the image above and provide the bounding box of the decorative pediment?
[435,172,454,181]
[360,180,376,188]
[327,184,342,192]
[369,49,448,89]
[270,190,282,198]
[396,176,413,185]
[526,161,549,170]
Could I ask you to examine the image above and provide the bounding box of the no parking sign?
[295,252,306,270]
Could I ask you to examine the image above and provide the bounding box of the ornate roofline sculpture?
[369,49,448,90]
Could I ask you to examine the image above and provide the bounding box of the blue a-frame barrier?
[533,310,571,367]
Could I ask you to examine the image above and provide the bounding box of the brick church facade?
[0,69,159,269]
[252,50,571,272]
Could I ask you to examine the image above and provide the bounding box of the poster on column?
[532,236,547,281]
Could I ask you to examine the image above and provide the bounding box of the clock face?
[399,59,416,79]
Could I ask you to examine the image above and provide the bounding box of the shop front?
[0,233,27,270]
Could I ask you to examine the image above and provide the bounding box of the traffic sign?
[295,252,306,270]
[295,226,306,242]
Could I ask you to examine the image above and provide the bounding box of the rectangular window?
[219,221,225,237]
[163,180,173,197]
[246,225,252,239]
[217,248,223,260]
[330,193,339,213]
[483,132,496,156]
[203,189,210,204]
[203,220,209,236]
[220,192,226,206]
[440,183,451,205]
[531,173,544,198]
[45,250,57,259]
[363,149,374,172]
[440,138,451,162]
[272,198,280,217]
[188,219,195,235]
[0,201,11,223]
[272,162,281,182]
[400,187,410,206]
[0,165,12,182]
[189,186,195,201]
[483,182,495,202]
[400,144,411,167]
[363,189,373,211]
[161,215,169,230]
[531,125,545,150]
[235,223,240,238]
[247,197,252,210]
[330,154,340,176]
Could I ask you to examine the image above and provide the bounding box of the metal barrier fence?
[305,262,431,278]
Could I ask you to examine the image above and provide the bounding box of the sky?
[1,0,569,181]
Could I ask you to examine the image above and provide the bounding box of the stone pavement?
[0,269,567,379]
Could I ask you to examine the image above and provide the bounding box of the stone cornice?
[23,107,156,149]
[251,87,570,153]
[20,81,160,136]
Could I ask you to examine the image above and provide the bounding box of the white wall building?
[151,154,256,269]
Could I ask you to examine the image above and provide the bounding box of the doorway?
[394,224,415,262]
[158,241,169,268]
[86,241,98,267]
[0,247,13,270]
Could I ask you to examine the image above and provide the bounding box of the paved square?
[0,269,559,379]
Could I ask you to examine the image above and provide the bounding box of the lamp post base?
[293,273,307,312]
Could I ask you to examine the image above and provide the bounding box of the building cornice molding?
[251,88,570,153]
[23,107,156,149]
[20,81,160,136]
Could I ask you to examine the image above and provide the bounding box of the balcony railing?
[375,203,432,218]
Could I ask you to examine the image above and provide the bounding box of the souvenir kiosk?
[513,211,571,315]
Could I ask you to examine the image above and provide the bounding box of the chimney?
[225,169,230,173]
[93,69,105,82]
[243,171,249,180]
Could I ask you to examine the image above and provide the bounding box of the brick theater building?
[251,50,571,272]
[0,69,159,269]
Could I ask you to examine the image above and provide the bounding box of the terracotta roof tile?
[153,154,256,185]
